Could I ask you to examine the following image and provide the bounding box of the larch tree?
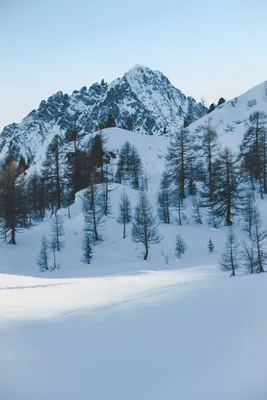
[42,135,64,213]
[175,234,187,259]
[212,147,244,226]
[250,206,267,273]
[165,127,192,200]
[240,110,267,198]
[37,236,50,272]
[157,171,173,224]
[132,188,162,260]
[219,228,240,276]
[200,124,220,205]
[50,214,65,252]
[117,188,132,239]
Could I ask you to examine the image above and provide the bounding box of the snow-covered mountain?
[0,65,205,164]
[188,80,267,151]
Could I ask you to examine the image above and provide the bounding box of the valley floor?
[1,266,267,400]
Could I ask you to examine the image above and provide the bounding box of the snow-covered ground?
[1,268,267,400]
[1,117,267,398]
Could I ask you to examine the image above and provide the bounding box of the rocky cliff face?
[0,65,206,164]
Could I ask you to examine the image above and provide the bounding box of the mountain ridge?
[0,65,206,164]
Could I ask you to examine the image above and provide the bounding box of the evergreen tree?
[83,174,105,243]
[101,164,113,216]
[212,147,243,226]
[50,214,65,252]
[200,124,220,205]
[165,127,192,200]
[207,238,215,253]
[157,171,172,224]
[27,171,46,221]
[117,188,132,238]
[106,112,116,128]
[83,233,93,264]
[132,188,162,260]
[242,192,255,237]
[250,206,267,273]
[242,240,255,274]
[240,111,267,198]
[0,157,27,244]
[50,235,58,270]
[175,234,187,259]
[192,198,202,225]
[219,228,240,276]
[115,142,143,189]
[42,135,64,213]
[37,236,50,272]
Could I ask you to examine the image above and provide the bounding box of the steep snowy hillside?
[0,65,205,164]
[189,80,267,150]
[1,124,267,400]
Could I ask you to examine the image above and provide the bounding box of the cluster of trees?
[3,106,267,274]
[156,109,267,273]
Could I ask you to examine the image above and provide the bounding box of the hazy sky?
[1,0,267,130]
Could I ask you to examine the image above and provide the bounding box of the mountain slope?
[189,80,267,151]
[0,65,205,164]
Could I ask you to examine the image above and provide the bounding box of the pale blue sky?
[1,0,267,130]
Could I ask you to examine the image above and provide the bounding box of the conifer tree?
[42,135,64,213]
[115,142,143,189]
[207,238,215,253]
[200,124,220,205]
[240,111,267,198]
[132,188,162,260]
[0,157,26,244]
[219,228,240,276]
[242,192,254,237]
[83,233,93,264]
[242,240,255,274]
[175,234,187,259]
[50,214,65,252]
[83,174,105,243]
[50,235,58,270]
[106,112,116,128]
[212,147,243,226]
[117,188,132,239]
[165,127,192,200]
[192,198,202,225]
[250,206,267,273]
[37,236,50,272]
[157,171,172,224]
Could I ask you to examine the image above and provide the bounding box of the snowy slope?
[189,81,267,151]
[1,95,267,399]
